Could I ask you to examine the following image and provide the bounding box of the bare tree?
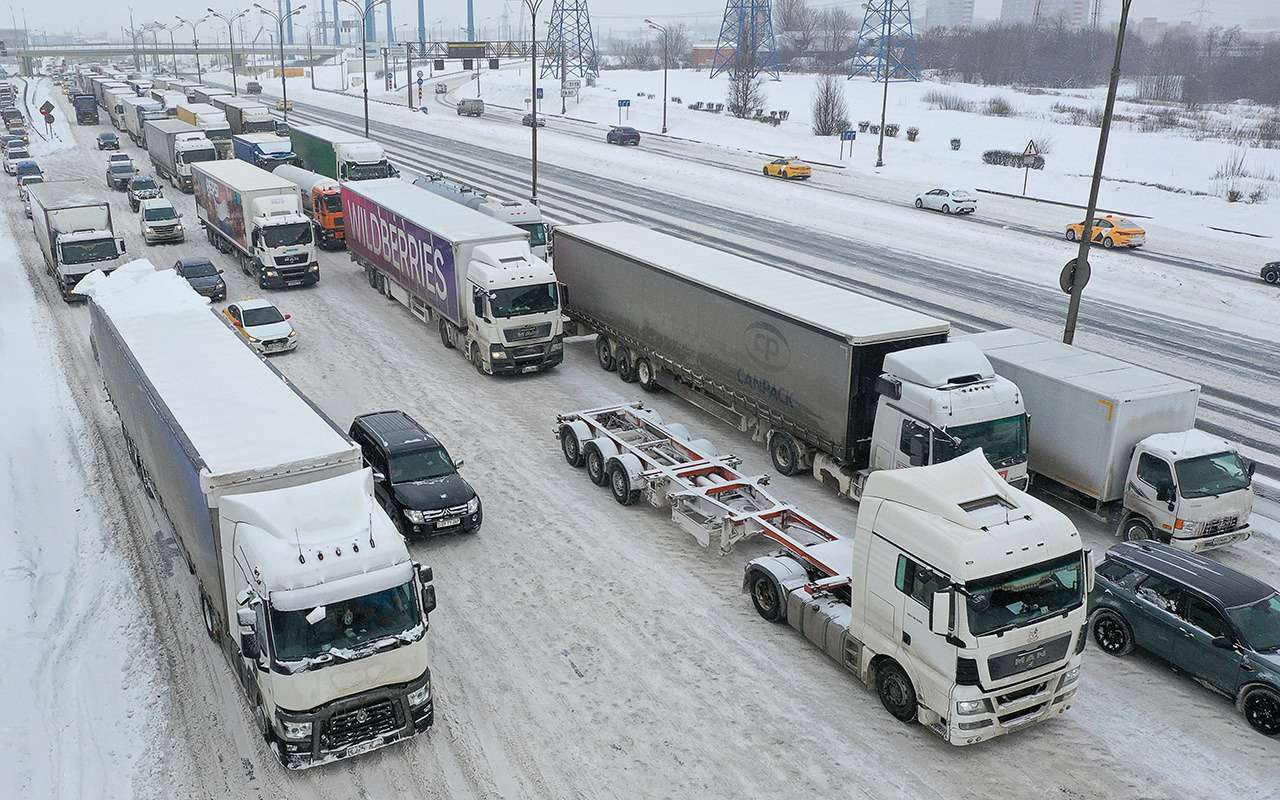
[666,23,692,69]
[810,74,849,135]
[616,39,658,70]
[776,0,819,56]
[726,71,766,118]
[818,7,855,72]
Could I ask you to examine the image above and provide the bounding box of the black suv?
[1089,541,1280,736]
[349,411,482,536]
[96,131,120,150]
[607,126,641,146]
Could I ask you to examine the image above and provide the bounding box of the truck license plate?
[521,365,539,374]
[345,739,379,758]
[287,280,303,286]
[437,517,461,528]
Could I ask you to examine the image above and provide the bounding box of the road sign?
[43,112,54,124]
[536,87,544,100]
[618,99,631,108]
[840,129,856,141]
[1059,258,1091,295]
[39,100,53,115]
[1022,138,1040,157]
[566,79,581,89]
[560,88,574,97]
[417,69,424,79]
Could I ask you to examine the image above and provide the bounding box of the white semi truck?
[77,262,437,769]
[552,222,1029,500]
[145,118,218,192]
[192,159,319,289]
[412,171,549,260]
[28,181,127,301]
[176,101,233,158]
[556,403,1090,745]
[343,178,563,374]
[121,94,166,145]
[968,328,1255,551]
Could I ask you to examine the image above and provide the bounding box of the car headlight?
[407,682,431,707]
[489,344,507,360]
[404,509,428,524]
[279,718,312,740]
[288,330,299,338]
[956,699,987,715]
[466,496,480,515]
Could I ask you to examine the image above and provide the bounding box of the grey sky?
[24,0,1280,42]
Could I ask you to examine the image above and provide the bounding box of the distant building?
[1001,0,1090,29]
[924,0,976,31]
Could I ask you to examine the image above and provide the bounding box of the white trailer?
[121,94,165,145]
[555,402,1091,745]
[176,102,233,157]
[28,181,126,301]
[77,262,438,769]
[413,172,549,259]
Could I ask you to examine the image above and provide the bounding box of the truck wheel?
[749,570,783,622]
[769,432,802,477]
[585,443,609,486]
[1244,687,1280,737]
[875,660,919,723]
[471,342,487,375]
[608,462,639,505]
[635,358,659,392]
[560,424,584,467]
[1121,517,1153,542]
[439,318,455,349]
[200,591,220,643]
[1090,609,1133,656]
[595,335,616,371]
[616,349,638,383]
[254,698,273,743]
[1263,268,1278,284]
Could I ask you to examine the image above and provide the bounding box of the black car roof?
[1107,541,1274,607]
[98,132,117,138]
[174,257,214,268]
[352,410,440,453]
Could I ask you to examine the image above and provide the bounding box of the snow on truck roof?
[75,261,355,478]
[191,158,298,192]
[346,178,526,243]
[559,222,949,344]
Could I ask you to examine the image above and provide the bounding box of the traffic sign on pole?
[1059,258,1091,295]
[536,87,544,100]
[417,69,424,79]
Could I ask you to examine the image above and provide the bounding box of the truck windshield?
[181,147,218,165]
[965,552,1083,637]
[1175,451,1251,498]
[60,238,119,265]
[270,581,421,663]
[322,194,343,213]
[262,222,313,248]
[347,161,392,180]
[517,222,548,247]
[1226,594,1280,652]
[935,414,1028,469]
[390,447,456,484]
[490,282,559,318]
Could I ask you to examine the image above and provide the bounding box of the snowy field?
[4,74,1280,799]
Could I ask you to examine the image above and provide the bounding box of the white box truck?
[413,172,549,260]
[192,159,319,288]
[121,94,166,145]
[343,178,563,374]
[212,95,276,135]
[176,101,233,158]
[105,87,133,130]
[77,262,438,769]
[553,222,1030,501]
[967,328,1255,551]
[145,118,218,192]
[28,181,127,301]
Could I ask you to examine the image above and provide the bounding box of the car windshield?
[242,306,285,326]
[59,238,118,265]
[110,163,134,174]
[517,222,548,247]
[178,262,217,278]
[269,581,420,663]
[131,178,157,191]
[262,221,312,248]
[143,205,177,221]
[99,134,116,141]
[490,282,559,318]
[1226,594,1280,652]
[10,150,29,159]
[322,194,343,213]
[934,414,1028,469]
[390,447,456,483]
[1175,451,1251,498]
[966,552,1084,637]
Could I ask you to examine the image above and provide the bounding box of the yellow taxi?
[762,157,812,180]
[1065,214,1146,249]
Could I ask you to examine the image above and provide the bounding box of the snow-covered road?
[5,77,1279,799]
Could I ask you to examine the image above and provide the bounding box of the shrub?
[810,75,850,136]
[1249,186,1269,203]
[884,123,900,137]
[858,120,870,132]
[906,126,919,142]
[922,89,975,112]
[1227,187,1244,203]
[982,96,1016,117]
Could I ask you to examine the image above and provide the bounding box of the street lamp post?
[162,23,181,77]
[645,19,668,134]
[255,2,306,123]
[176,16,209,84]
[523,0,543,205]
[207,8,250,94]
[339,0,388,138]
[1064,0,1134,345]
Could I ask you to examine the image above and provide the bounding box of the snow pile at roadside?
[21,77,76,157]
[74,258,206,309]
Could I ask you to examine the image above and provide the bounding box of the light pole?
[339,0,388,137]
[159,22,181,76]
[1064,0,1134,345]
[645,19,668,133]
[207,8,250,94]
[523,0,544,205]
[255,2,306,123]
[177,16,210,83]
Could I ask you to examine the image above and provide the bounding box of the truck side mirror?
[1245,459,1256,477]
[908,434,928,467]
[875,375,902,400]
[117,238,126,253]
[420,584,437,616]
[1084,549,1096,594]
[240,631,260,660]
[1155,484,1173,503]
[372,470,386,482]
[929,590,951,636]
[452,458,464,469]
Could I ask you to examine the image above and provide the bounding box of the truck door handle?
[901,631,911,646]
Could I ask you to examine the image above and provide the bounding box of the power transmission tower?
[849,0,918,82]
[709,0,778,81]
[1189,0,1210,29]
[1032,0,1044,27]
[541,0,599,78]
[317,0,329,45]
[1090,0,1103,33]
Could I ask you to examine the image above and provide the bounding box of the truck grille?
[505,322,552,342]
[1203,515,1240,536]
[512,344,546,360]
[321,699,400,751]
[275,252,309,266]
[986,632,1071,681]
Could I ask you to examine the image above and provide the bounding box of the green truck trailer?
[290,123,396,181]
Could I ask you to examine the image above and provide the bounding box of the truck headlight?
[1061,666,1081,686]
[1174,519,1201,535]
[264,269,278,277]
[489,344,507,360]
[404,509,428,524]
[279,718,312,740]
[309,263,319,272]
[407,683,431,707]
[466,496,480,515]
[956,699,988,715]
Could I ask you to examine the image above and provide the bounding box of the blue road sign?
[417,69,424,79]
[841,130,856,141]
[536,87,544,99]
[618,99,630,108]
[417,77,424,85]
